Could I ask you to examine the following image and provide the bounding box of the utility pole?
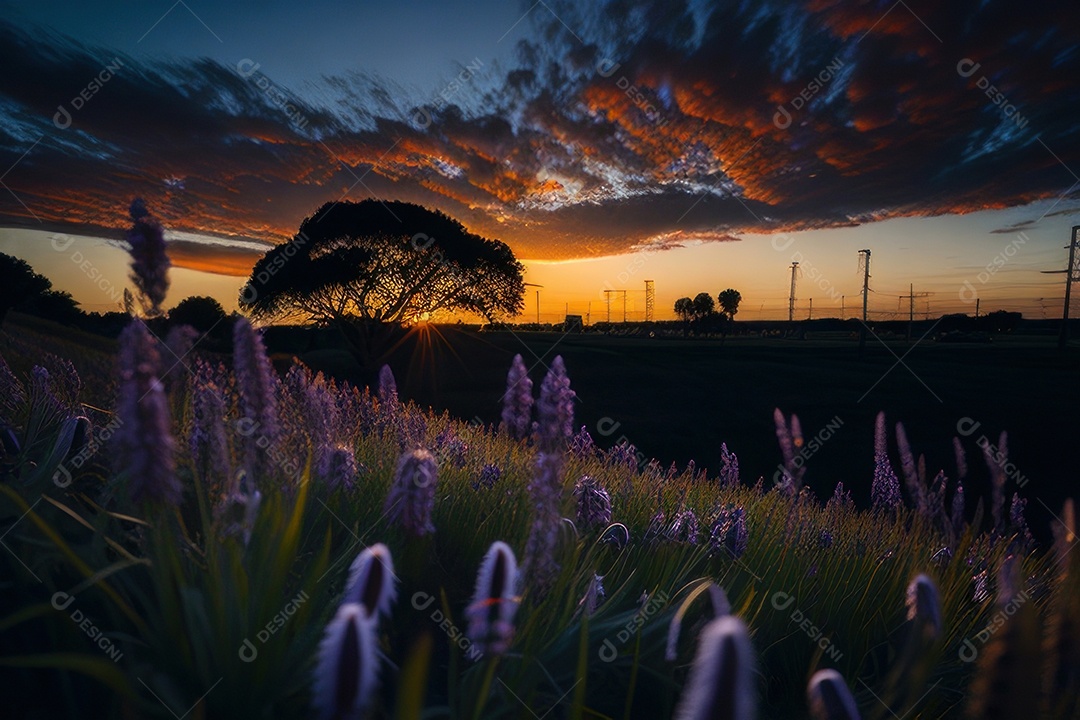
[622,290,627,323]
[858,250,871,321]
[858,249,871,356]
[788,261,800,322]
[841,295,845,320]
[898,284,931,340]
[808,298,813,320]
[604,290,612,323]
[975,298,980,319]
[536,289,540,324]
[644,280,655,322]
[1059,226,1080,349]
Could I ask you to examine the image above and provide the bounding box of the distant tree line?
[673,288,742,333]
[0,251,233,344]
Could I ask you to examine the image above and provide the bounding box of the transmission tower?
[857,250,871,321]
[1042,225,1080,350]
[898,283,932,340]
[644,280,655,322]
[788,261,800,322]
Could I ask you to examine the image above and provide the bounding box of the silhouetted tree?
[718,288,742,321]
[0,253,52,324]
[692,292,715,319]
[239,200,525,367]
[18,290,82,325]
[170,296,227,333]
[674,297,694,322]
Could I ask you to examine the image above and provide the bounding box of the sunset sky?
[0,0,1077,320]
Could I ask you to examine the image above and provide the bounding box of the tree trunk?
[336,319,400,384]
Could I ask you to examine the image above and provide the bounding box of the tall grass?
[0,320,1075,719]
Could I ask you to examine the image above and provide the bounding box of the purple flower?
[189,381,231,496]
[466,541,520,656]
[378,364,398,407]
[569,425,596,458]
[906,574,942,641]
[709,506,748,559]
[674,616,756,720]
[573,475,612,530]
[313,603,379,720]
[872,412,902,510]
[951,481,966,531]
[670,509,701,544]
[434,427,468,468]
[125,199,170,316]
[472,463,501,491]
[982,431,1009,533]
[606,440,639,471]
[719,443,740,487]
[953,436,968,479]
[233,318,279,485]
[807,669,860,720]
[580,573,605,616]
[773,408,804,493]
[501,354,533,440]
[827,482,854,512]
[895,422,925,514]
[344,544,396,620]
[1009,493,1032,547]
[536,356,574,454]
[113,320,180,505]
[384,448,438,536]
[319,446,359,492]
[523,451,563,593]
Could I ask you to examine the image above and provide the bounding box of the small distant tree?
[692,292,715,319]
[170,296,227,333]
[0,253,52,324]
[674,297,694,322]
[718,288,742,321]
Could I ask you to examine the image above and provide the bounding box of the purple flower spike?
[378,364,398,407]
[536,356,575,454]
[466,541,520,656]
[313,603,379,720]
[113,320,180,506]
[523,452,563,593]
[674,616,756,720]
[233,317,278,484]
[573,475,612,530]
[189,382,230,495]
[125,198,171,316]
[871,412,902,510]
[719,443,740,487]
[501,354,533,440]
[384,448,438,536]
[709,506,748,559]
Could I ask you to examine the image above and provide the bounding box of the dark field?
[295,326,1079,539]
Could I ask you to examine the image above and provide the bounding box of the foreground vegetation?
[0,317,1077,719]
